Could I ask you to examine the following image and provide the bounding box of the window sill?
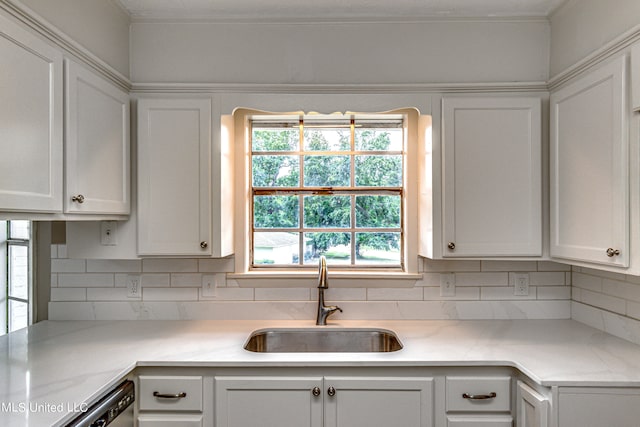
[228,270,423,288]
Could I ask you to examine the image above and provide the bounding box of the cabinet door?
[65,59,130,214]
[441,97,541,257]
[137,98,212,255]
[550,55,628,267]
[0,14,63,212]
[215,376,323,427]
[324,377,434,427]
[516,381,548,427]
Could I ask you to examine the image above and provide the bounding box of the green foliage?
[252,126,402,264]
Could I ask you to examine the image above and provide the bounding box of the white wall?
[130,20,550,84]
[549,0,640,77]
[18,0,130,77]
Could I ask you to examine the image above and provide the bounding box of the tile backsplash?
[48,245,571,321]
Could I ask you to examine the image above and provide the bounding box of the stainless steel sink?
[243,328,403,353]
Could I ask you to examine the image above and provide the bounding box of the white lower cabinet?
[215,376,434,427]
[516,381,548,427]
[557,387,640,427]
[137,375,205,426]
[444,376,513,427]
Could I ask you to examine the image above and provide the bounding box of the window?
[1,220,32,335]
[250,115,404,269]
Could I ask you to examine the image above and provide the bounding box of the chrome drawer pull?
[153,391,187,399]
[462,392,497,400]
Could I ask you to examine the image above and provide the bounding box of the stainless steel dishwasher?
[66,380,134,427]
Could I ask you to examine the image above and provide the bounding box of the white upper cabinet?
[0,14,63,212]
[65,59,130,214]
[440,96,542,258]
[137,98,213,256]
[631,40,640,112]
[550,55,628,267]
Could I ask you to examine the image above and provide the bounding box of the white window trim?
[230,107,427,287]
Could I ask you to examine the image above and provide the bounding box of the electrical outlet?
[127,275,141,299]
[202,273,225,297]
[513,273,530,296]
[440,273,456,297]
[100,221,118,246]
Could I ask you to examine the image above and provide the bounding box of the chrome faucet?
[316,256,342,325]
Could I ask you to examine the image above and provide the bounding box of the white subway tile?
[58,273,114,288]
[626,275,640,285]
[627,301,640,321]
[50,288,86,301]
[579,267,627,282]
[602,278,640,303]
[114,274,128,288]
[537,286,571,300]
[51,259,86,273]
[142,258,198,273]
[141,274,171,287]
[198,258,235,272]
[198,287,254,301]
[50,274,58,288]
[86,287,130,301]
[529,272,565,286]
[480,286,536,300]
[580,289,626,315]
[87,260,141,273]
[325,288,367,301]
[414,273,441,287]
[367,287,423,301]
[481,261,536,272]
[572,287,582,302]
[50,245,58,259]
[565,272,572,286]
[423,286,480,300]
[57,245,68,259]
[254,288,311,301]
[455,272,509,286]
[423,259,480,272]
[572,272,603,292]
[537,261,571,271]
[143,287,199,301]
[171,273,203,287]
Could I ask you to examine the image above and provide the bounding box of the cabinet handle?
[71,194,85,204]
[327,386,336,397]
[462,392,497,400]
[606,248,620,257]
[447,242,456,250]
[312,387,321,397]
[200,241,208,249]
[153,391,187,399]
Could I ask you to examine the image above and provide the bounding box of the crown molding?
[0,0,131,92]
[130,81,549,95]
[548,23,640,91]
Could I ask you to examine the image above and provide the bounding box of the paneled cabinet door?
[324,377,434,427]
[0,14,63,212]
[215,376,323,427]
[516,381,548,427]
[550,55,628,267]
[65,59,130,214]
[441,97,542,257]
[137,98,212,256]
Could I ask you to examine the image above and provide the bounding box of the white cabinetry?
[137,98,212,256]
[558,387,640,427]
[516,381,548,427]
[433,96,542,258]
[445,376,512,426]
[215,376,434,427]
[137,375,204,426]
[0,13,63,212]
[550,55,629,267]
[65,59,130,214]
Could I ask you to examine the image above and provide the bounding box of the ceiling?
[116,0,567,21]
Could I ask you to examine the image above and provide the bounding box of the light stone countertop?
[2,319,640,426]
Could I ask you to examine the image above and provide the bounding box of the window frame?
[231,107,424,286]
[249,116,405,269]
[1,220,32,335]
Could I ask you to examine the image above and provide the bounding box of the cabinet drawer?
[447,415,513,427]
[139,376,203,412]
[138,414,203,426]
[446,377,510,412]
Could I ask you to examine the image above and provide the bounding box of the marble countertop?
[3,319,640,426]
